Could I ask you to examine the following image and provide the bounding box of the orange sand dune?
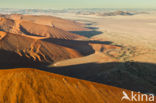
[7,14,89,31]
[20,20,86,40]
[0,68,152,103]
[0,17,86,40]
[0,31,85,66]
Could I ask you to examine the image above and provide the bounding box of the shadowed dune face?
[42,38,99,56]
[0,49,40,68]
[47,62,156,95]
[0,68,151,103]
[0,17,86,40]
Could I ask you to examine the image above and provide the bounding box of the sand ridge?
[0,68,152,103]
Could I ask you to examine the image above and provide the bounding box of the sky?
[0,0,156,9]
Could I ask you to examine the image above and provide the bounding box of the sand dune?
[7,14,89,31]
[0,17,86,40]
[0,68,151,103]
[0,31,89,67]
[20,20,86,40]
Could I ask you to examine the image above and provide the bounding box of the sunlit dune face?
[0,31,7,40]
[0,68,151,103]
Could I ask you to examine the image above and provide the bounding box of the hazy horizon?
[1,0,156,9]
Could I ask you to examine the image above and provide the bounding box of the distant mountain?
[98,11,135,16]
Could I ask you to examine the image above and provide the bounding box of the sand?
[0,68,152,103]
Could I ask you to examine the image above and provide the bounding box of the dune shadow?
[70,30,103,38]
[42,38,113,56]
[45,62,156,94]
[43,38,113,45]
[70,24,103,38]
[86,27,99,30]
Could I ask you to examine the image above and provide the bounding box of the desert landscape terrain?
[0,9,156,103]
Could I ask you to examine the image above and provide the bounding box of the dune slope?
[0,68,150,103]
[0,31,86,67]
